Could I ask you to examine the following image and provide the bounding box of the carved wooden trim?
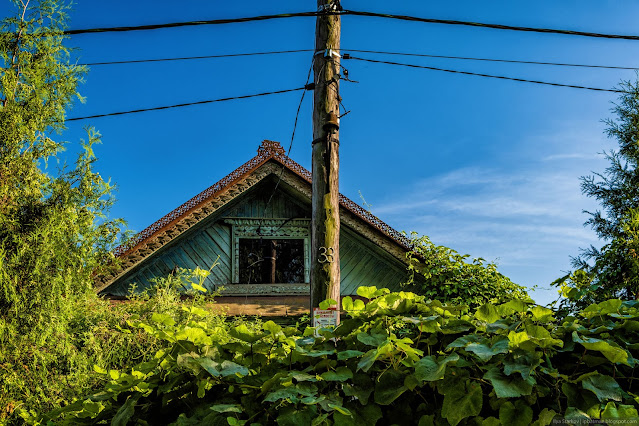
[219,283,310,296]
[224,218,311,284]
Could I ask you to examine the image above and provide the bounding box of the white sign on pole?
[313,307,339,336]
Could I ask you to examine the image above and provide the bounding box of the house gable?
[98,140,414,301]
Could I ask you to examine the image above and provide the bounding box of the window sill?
[218,283,310,296]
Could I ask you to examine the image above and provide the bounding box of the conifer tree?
[557,78,639,309]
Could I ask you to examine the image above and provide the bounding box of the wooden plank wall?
[105,182,410,296]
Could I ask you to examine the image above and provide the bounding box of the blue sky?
[4,0,639,305]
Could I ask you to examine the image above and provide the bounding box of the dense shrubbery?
[1,270,218,423]
[37,286,638,425]
[406,235,529,308]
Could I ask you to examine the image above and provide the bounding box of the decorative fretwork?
[220,283,309,296]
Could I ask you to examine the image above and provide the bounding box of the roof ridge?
[113,140,411,258]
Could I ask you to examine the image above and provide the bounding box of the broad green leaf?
[441,381,482,426]
[581,299,622,318]
[499,400,532,426]
[563,407,591,421]
[218,360,249,377]
[418,415,435,426]
[573,332,629,365]
[415,353,459,382]
[601,402,639,419]
[465,336,509,361]
[357,331,387,347]
[534,408,557,426]
[580,373,624,402]
[327,403,351,416]
[229,323,265,343]
[264,387,301,403]
[197,358,220,377]
[151,312,175,327]
[484,366,534,398]
[357,286,380,299]
[210,404,243,413]
[263,320,283,336]
[499,299,529,314]
[374,369,407,405]
[319,298,337,310]
[321,367,353,382]
[112,395,138,426]
[276,405,318,426]
[531,306,555,322]
[337,350,364,360]
[481,417,500,426]
[475,304,501,323]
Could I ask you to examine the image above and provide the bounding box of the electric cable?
[80,49,638,71]
[342,10,639,41]
[65,10,639,41]
[80,49,314,66]
[343,49,639,71]
[67,87,306,121]
[65,12,321,35]
[345,56,624,93]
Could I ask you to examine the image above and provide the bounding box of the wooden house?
[96,140,414,315]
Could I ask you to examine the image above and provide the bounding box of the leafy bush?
[406,234,529,308]
[1,269,218,424]
[40,287,638,425]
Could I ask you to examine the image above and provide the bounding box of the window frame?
[223,218,311,295]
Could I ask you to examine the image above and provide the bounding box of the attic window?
[224,218,311,289]
[238,238,304,284]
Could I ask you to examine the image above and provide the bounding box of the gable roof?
[97,140,412,292]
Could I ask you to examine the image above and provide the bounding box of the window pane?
[239,239,304,284]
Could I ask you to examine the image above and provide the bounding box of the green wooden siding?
[103,180,410,296]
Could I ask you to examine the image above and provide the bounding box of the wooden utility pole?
[310,0,341,317]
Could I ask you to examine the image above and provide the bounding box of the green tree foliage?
[40,287,639,425]
[0,0,126,419]
[405,234,529,308]
[557,79,639,311]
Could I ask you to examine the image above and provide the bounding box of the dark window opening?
[239,239,304,284]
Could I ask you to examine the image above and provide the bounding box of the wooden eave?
[96,140,412,293]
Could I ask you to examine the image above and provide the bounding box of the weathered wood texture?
[104,180,410,297]
[311,0,342,310]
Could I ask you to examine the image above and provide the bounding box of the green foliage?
[0,1,132,421]
[42,287,639,425]
[558,78,639,310]
[405,234,529,308]
[2,269,221,423]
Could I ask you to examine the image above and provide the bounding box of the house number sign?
[318,246,334,264]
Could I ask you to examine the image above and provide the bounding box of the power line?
[80,49,314,66]
[81,48,638,71]
[65,9,639,41]
[343,10,639,41]
[345,56,623,93]
[65,12,321,35]
[66,87,306,121]
[344,49,639,71]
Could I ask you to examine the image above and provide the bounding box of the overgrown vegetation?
[406,234,529,308]
[0,0,129,420]
[34,286,638,425]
